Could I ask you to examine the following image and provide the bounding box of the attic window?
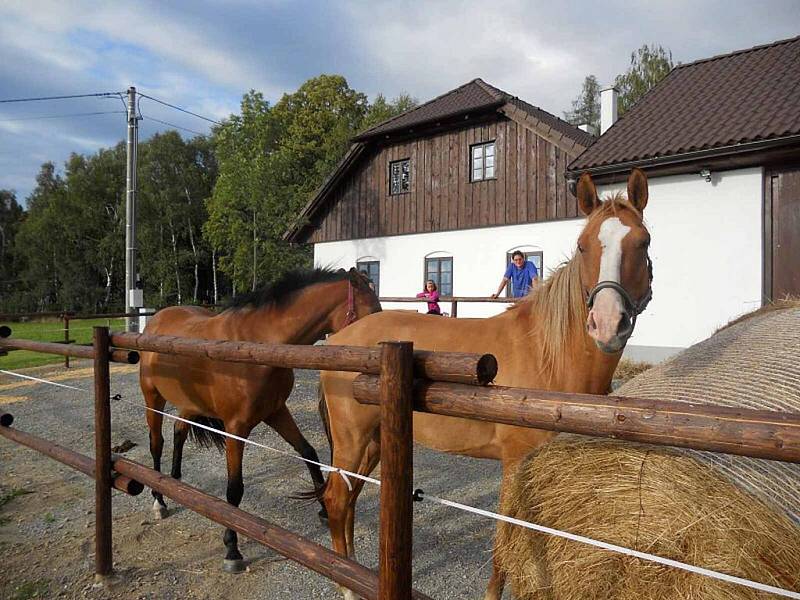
[471,141,496,182]
[389,159,411,195]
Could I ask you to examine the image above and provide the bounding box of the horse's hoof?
[318,508,329,526]
[223,558,247,574]
[152,502,169,520]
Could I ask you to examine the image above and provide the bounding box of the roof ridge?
[674,34,800,71]
[472,78,508,102]
[356,79,494,138]
[513,95,596,135]
[470,80,594,144]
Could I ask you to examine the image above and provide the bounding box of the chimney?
[600,87,618,135]
[578,123,597,136]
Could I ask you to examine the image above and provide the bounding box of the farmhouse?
[284,78,594,310]
[287,36,800,361]
[569,35,800,360]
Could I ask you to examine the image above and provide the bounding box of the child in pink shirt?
[416,280,441,315]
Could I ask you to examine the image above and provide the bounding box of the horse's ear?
[347,267,361,284]
[627,168,648,211]
[577,172,600,216]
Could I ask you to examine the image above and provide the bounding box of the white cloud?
[1,0,279,96]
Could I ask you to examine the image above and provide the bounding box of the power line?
[0,110,125,122]
[137,92,221,125]
[141,116,206,137]
[0,92,123,104]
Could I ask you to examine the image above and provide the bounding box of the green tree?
[13,163,68,310]
[361,93,418,131]
[614,44,674,115]
[206,75,369,294]
[0,190,25,298]
[139,132,217,306]
[563,75,601,133]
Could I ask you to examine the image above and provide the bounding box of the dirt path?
[0,362,503,599]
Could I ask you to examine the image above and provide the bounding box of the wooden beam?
[352,376,800,463]
[110,333,496,386]
[378,342,415,600]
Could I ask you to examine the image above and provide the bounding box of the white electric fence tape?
[1,366,798,598]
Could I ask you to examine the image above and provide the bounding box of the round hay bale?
[496,303,800,599]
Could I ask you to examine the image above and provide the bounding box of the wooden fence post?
[378,341,414,600]
[93,326,113,580]
[63,314,70,369]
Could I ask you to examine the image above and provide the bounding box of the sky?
[1,0,798,203]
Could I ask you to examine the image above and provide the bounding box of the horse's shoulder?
[146,306,215,335]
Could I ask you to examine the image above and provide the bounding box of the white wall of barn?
[314,166,763,360]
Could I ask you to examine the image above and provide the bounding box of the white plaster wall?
[314,167,763,351]
[315,220,585,319]
[598,167,763,349]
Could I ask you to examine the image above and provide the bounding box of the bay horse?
[138,267,381,572]
[318,169,653,599]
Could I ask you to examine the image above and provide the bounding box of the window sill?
[470,177,498,183]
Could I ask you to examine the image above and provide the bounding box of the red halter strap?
[344,279,357,326]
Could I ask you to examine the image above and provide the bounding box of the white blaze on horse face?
[587,217,631,349]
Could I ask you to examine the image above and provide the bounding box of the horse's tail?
[187,416,227,453]
[294,382,334,504]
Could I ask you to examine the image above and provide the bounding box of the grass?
[42,512,55,524]
[9,580,50,600]
[0,488,33,527]
[0,317,125,370]
[0,487,33,509]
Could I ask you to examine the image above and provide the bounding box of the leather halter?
[344,279,358,327]
[586,256,653,328]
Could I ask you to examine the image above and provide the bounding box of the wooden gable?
[307,115,584,243]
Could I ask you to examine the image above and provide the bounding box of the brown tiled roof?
[569,36,800,173]
[354,78,594,148]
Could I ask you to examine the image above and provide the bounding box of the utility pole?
[124,86,140,332]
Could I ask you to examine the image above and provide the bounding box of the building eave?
[566,134,800,182]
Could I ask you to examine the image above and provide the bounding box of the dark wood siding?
[765,164,800,301]
[308,117,582,243]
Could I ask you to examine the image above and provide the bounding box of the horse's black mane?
[227,267,348,310]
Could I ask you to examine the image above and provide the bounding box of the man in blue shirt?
[491,251,539,298]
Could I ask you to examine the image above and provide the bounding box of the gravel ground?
[0,361,504,599]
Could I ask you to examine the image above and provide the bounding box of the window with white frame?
[356,260,380,296]
[471,141,496,182]
[389,159,411,195]
[425,256,453,296]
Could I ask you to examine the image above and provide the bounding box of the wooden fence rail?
[379,296,514,318]
[0,412,432,600]
[352,375,800,463]
[0,328,463,598]
[0,332,139,365]
[110,332,497,386]
[5,326,800,598]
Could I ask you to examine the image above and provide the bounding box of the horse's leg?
[170,418,191,480]
[263,404,328,522]
[142,386,169,519]
[344,436,381,560]
[221,422,250,573]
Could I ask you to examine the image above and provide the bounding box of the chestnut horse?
[138,267,381,572]
[319,170,653,599]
